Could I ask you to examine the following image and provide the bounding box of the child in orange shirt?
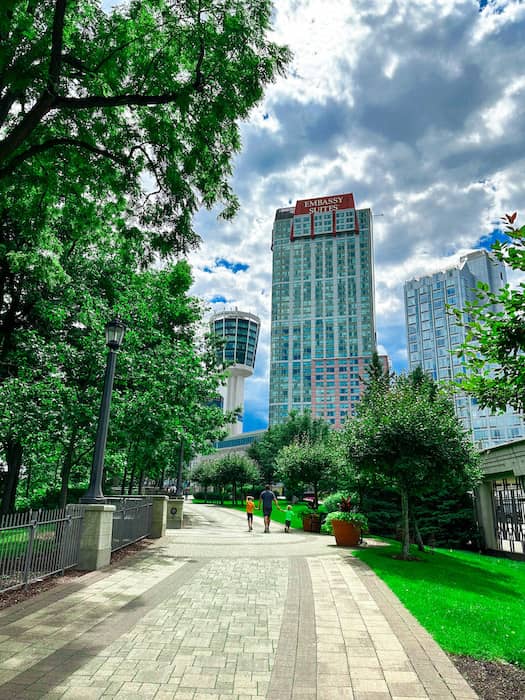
[246,496,255,531]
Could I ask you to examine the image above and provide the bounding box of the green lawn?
[0,523,60,559]
[354,540,525,667]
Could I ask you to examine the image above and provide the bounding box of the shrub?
[325,511,369,532]
[322,491,354,513]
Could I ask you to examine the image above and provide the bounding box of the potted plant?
[325,497,368,546]
[301,503,323,532]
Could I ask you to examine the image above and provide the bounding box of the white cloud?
[189,0,525,428]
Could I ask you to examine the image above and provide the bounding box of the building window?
[294,215,311,237]
[336,209,355,232]
[314,212,333,234]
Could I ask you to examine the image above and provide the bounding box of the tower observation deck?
[211,310,261,436]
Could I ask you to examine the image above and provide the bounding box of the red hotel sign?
[294,192,355,215]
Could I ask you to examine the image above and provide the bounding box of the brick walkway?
[0,503,478,699]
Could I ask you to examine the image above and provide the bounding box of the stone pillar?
[73,503,116,571]
[475,481,498,551]
[150,495,168,538]
[166,497,184,529]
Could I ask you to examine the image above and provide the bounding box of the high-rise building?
[404,249,525,449]
[211,309,260,436]
[269,192,385,427]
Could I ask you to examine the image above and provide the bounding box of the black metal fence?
[107,497,153,552]
[492,476,525,554]
[0,506,84,593]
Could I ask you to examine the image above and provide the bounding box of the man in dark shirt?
[259,484,278,533]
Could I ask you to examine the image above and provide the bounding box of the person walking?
[283,504,293,533]
[258,484,278,533]
[245,495,255,531]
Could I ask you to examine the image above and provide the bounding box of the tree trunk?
[400,488,410,560]
[1,439,23,514]
[413,515,425,552]
[138,470,145,494]
[59,428,78,509]
[52,460,59,489]
[121,463,128,495]
[128,466,135,494]
[25,461,31,497]
[313,483,319,510]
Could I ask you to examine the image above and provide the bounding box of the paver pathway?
[0,503,478,700]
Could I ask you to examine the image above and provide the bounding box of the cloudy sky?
[187,0,525,432]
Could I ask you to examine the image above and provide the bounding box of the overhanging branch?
[0,137,128,179]
[54,90,189,109]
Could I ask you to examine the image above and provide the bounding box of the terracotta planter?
[331,518,361,546]
[302,513,322,533]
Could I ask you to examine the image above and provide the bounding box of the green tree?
[0,0,289,246]
[110,261,232,494]
[0,245,232,510]
[361,350,391,398]
[191,460,216,495]
[248,410,330,484]
[275,437,338,508]
[453,213,525,413]
[191,454,259,504]
[214,454,260,504]
[0,0,290,508]
[342,370,481,560]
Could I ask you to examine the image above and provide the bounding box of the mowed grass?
[354,540,525,667]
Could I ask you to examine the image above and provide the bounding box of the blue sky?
[187,0,525,432]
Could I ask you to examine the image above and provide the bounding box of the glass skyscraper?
[404,249,525,448]
[269,193,383,427]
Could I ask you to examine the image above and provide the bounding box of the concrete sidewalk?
[0,503,478,700]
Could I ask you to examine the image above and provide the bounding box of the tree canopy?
[247,410,330,484]
[0,253,232,512]
[453,213,525,413]
[0,0,290,512]
[0,0,290,251]
[275,436,338,508]
[192,453,260,503]
[342,369,481,559]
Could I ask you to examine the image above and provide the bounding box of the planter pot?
[331,519,361,546]
[302,513,322,533]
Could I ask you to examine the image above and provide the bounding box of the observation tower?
[211,309,260,436]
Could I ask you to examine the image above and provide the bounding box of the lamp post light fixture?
[81,318,126,504]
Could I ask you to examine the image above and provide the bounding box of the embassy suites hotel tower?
[269,193,384,427]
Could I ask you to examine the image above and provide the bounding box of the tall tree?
[453,213,525,413]
[248,410,330,484]
[276,436,338,508]
[342,370,481,560]
[0,0,290,507]
[0,0,289,248]
[214,454,260,503]
[361,350,391,399]
[0,242,232,510]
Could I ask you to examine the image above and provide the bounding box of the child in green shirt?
[284,504,293,533]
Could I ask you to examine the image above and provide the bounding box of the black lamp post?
[81,318,126,504]
[175,440,184,497]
